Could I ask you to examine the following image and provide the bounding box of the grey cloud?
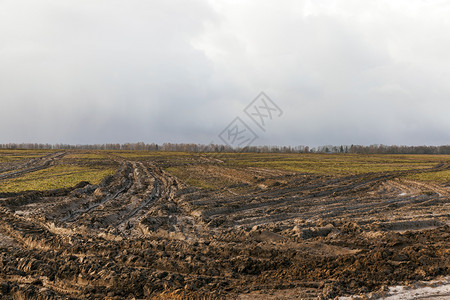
[1,0,449,146]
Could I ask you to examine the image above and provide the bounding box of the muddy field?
[0,150,449,299]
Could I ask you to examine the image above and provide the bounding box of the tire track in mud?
[0,207,66,252]
[59,162,134,223]
[90,163,180,233]
[35,158,184,236]
[0,152,66,181]
[0,157,187,298]
[188,163,449,228]
[114,165,162,229]
[0,152,60,173]
[88,161,163,231]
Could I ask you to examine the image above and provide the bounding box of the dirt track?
[0,152,449,299]
[0,152,66,180]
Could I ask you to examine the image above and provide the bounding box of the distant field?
[208,153,447,174]
[158,152,450,190]
[0,150,448,192]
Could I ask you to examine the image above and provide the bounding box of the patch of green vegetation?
[406,170,450,182]
[114,151,196,167]
[0,155,39,162]
[114,151,190,158]
[64,153,108,159]
[242,160,432,175]
[0,153,53,162]
[0,149,56,155]
[205,153,441,175]
[184,179,216,190]
[0,165,116,193]
[165,167,216,190]
[0,150,60,164]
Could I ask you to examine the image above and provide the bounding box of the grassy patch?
[406,170,450,182]
[165,167,216,190]
[64,153,108,159]
[0,150,56,162]
[0,155,41,162]
[114,151,190,158]
[0,165,116,193]
[0,151,53,163]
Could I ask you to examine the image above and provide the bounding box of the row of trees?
[1,143,449,154]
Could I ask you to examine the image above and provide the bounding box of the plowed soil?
[0,151,449,299]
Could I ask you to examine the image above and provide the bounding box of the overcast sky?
[1,0,449,147]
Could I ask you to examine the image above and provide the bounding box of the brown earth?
[0,151,449,299]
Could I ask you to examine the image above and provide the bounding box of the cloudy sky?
[1,0,449,146]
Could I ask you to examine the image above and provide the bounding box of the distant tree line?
[1,143,449,154]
